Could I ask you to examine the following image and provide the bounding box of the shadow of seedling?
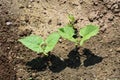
[26,56,49,71]
[26,48,102,73]
[26,54,66,73]
[48,54,66,73]
[26,48,81,73]
[83,48,103,67]
[65,47,81,68]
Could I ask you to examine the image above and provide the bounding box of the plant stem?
[43,52,48,56]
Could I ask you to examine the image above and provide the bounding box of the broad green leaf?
[18,35,44,53]
[45,32,60,53]
[58,25,76,42]
[68,14,75,23]
[79,25,99,46]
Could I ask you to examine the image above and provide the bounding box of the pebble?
[32,73,36,77]
[102,10,107,15]
[107,13,114,21]
[30,0,35,2]
[59,39,62,43]
[88,12,97,22]
[99,14,104,18]
[60,57,64,61]
[27,5,32,8]
[6,21,12,26]
[79,0,83,4]
[116,47,120,52]
[19,4,24,9]
[108,16,114,21]
[93,1,98,6]
[109,49,113,52]
[99,20,104,27]
[100,27,106,33]
[57,22,62,26]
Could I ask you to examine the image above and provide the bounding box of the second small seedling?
[58,15,99,47]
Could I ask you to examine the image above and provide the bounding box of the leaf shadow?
[26,48,103,73]
[83,48,103,67]
[65,47,81,68]
[48,54,66,73]
[26,47,81,73]
[26,56,49,71]
[26,54,66,73]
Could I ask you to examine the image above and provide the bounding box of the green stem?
[43,52,48,56]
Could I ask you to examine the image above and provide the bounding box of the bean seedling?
[19,14,99,56]
[18,32,60,56]
[58,15,99,47]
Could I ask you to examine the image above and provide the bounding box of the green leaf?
[68,14,75,23]
[18,35,44,53]
[45,32,60,53]
[58,25,76,42]
[79,25,99,46]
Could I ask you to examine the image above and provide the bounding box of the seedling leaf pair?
[19,32,60,55]
[58,24,99,46]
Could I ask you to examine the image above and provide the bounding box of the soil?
[0,0,120,80]
[0,54,16,80]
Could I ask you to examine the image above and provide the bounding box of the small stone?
[109,49,113,52]
[93,1,98,6]
[99,14,104,18]
[48,19,52,25]
[18,78,22,80]
[32,73,36,77]
[108,14,114,21]
[79,0,83,4]
[100,27,106,33]
[99,20,104,27]
[19,4,24,9]
[102,10,107,15]
[106,4,112,9]
[6,21,12,26]
[27,5,32,8]
[30,0,34,2]
[7,47,10,50]
[57,22,62,26]
[88,12,97,22]
[19,6,24,9]
[108,16,114,21]
[59,39,62,43]
[64,47,68,50]
[60,57,64,61]
[116,47,120,52]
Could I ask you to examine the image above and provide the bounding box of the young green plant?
[18,32,60,56]
[68,14,75,25]
[58,15,99,47]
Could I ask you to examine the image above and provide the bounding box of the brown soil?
[0,55,16,80]
[0,0,120,80]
